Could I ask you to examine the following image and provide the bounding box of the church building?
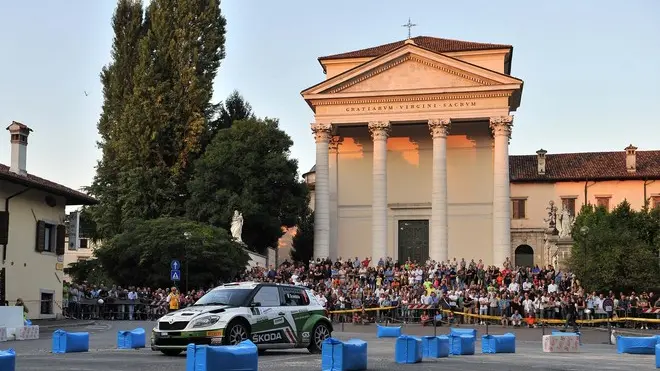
[300,36,660,267]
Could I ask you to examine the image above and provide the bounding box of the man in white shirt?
[508,281,520,293]
[547,282,558,294]
[127,288,138,320]
[522,279,532,292]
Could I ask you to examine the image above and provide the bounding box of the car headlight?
[190,315,221,328]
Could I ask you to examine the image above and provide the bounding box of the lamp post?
[183,232,191,293]
[580,226,589,284]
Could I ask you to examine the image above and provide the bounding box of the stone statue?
[544,200,558,230]
[230,210,244,244]
[557,207,574,238]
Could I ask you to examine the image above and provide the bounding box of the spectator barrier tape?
[321,338,368,371]
[17,326,39,341]
[450,334,476,356]
[186,340,258,371]
[551,330,581,345]
[0,328,6,343]
[328,306,397,314]
[655,344,659,369]
[117,328,146,349]
[395,335,422,364]
[481,333,516,354]
[542,334,580,353]
[376,325,401,338]
[0,348,15,371]
[52,330,90,354]
[449,328,477,337]
[616,335,660,355]
[421,336,449,358]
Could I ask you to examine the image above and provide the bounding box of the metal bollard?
[433,317,437,337]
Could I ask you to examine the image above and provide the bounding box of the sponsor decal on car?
[206,330,223,337]
[252,331,283,343]
[273,318,284,325]
[210,337,223,344]
[302,332,310,339]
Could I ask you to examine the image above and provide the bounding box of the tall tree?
[186,118,308,253]
[88,0,227,238]
[87,0,145,239]
[209,90,254,135]
[291,208,314,263]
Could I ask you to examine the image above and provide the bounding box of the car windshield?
[193,288,252,307]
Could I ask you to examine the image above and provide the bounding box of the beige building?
[300,36,660,268]
[0,122,96,318]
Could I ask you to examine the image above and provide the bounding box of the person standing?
[562,297,579,333]
[166,287,179,313]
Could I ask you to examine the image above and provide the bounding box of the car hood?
[158,305,231,322]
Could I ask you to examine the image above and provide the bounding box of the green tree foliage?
[291,208,314,263]
[94,217,248,288]
[209,90,255,136]
[88,0,227,239]
[186,118,308,254]
[569,200,660,292]
[64,259,112,287]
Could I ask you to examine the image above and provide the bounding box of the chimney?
[536,149,547,175]
[625,144,637,173]
[6,121,32,175]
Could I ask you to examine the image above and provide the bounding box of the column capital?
[311,122,332,143]
[428,118,451,138]
[489,116,514,137]
[329,136,343,152]
[368,121,391,141]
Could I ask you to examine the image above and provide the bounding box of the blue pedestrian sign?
[171,270,181,281]
[171,260,181,270]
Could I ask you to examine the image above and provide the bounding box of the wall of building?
[0,181,66,319]
[62,237,97,282]
[334,121,495,263]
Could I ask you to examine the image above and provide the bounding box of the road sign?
[171,270,181,281]
[171,260,181,271]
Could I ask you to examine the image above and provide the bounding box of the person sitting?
[420,311,431,326]
[511,310,523,327]
[500,312,509,327]
[525,313,536,328]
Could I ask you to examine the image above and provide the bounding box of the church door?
[397,220,429,264]
[514,245,534,267]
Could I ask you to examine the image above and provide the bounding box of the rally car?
[151,282,333,356]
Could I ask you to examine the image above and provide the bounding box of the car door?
[248,285,291,345]
[279,286,312,344]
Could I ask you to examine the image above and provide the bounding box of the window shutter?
[0,211,8,245]
[56,224,66,255]
[35,221,45,252]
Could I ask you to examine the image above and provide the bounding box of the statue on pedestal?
[557,207,574,239]
[230,210,244,244]
[544,200,558,231]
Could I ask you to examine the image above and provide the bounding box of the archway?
[514,245,534,268]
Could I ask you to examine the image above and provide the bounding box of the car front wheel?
[307,322,331,354]
[224,320,251,346]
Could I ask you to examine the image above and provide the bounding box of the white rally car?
[151,282,333,356]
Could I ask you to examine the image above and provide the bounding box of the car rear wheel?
[307,322,331,354]
[160,349,182,356]
[224,320,250,346]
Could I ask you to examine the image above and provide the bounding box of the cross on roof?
[402,18,417,39]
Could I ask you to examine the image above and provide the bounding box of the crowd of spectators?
[63,256,660,330]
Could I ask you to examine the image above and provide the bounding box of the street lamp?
[580,226,589,282]
[183,232,191,293]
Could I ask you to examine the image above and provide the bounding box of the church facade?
[300,36,660,267]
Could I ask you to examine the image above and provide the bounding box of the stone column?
[368,121,391,265]
[489,116,514,267]
[328,136,342,260]
[311,122,332,259]
[428,118,451,264]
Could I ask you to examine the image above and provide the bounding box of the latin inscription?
[345,101,477,113]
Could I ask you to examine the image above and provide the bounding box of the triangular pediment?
[302,43,522,98]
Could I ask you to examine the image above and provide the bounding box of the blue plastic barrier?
[395,335,422,364]
[655,344,659,368]
[117,328,146,349]
[616,335,660,355]
[52,330,89,354]
[449,328,477,338]
[186,340,258,371]
[321,338,367,371]
[552,330,582,345]
[421,336,449,358]
[450,335,475,356]
[482,333,516,354]
[0,349,16,371]
[376,325,401,338]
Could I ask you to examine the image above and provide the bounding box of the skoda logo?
[168,318,175,324]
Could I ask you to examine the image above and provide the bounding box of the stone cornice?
[310,91,512,107]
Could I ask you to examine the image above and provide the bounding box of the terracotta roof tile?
[510,150,660,182]
[0,163,97,205]
[319,36,512,61]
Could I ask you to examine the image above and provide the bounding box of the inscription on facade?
[345,100,477,113]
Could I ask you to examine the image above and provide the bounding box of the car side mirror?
[251,302,261,307]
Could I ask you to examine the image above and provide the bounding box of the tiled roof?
[0,163,97,205]
[510,150,660,182]
[319,36,512,61]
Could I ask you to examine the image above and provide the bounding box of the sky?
[0,0,659,204]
